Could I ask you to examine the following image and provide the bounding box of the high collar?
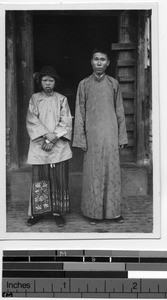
[37,91,55,102]
[42,91,54,97]
[93,72,106,82]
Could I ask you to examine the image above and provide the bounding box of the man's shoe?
[27,216,40,226]
[113,216,124,223]
[89,218,97,225]
[54,215,65,227]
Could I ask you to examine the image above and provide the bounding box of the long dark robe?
[72,74,128,219]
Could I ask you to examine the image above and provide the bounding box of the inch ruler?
[2,250,167,298]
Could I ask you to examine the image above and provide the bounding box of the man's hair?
[90,47,110,60]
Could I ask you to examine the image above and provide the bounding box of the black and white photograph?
[3,3,160,238]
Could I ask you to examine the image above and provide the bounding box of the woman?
[26,66,72,227]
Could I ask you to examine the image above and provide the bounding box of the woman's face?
[41,75,55,93]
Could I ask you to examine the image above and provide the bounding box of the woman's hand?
[45,133,59,144]
[51,136,59,144]
[42,140,53,151]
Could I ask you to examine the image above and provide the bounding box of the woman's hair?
[33,66,60,91]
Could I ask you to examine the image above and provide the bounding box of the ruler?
[2,250,167,298]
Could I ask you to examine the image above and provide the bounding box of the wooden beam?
[122,92,135,99]
[126,124,135,131]
[118,76,135,82]
[117,59,135,66]
[111,43,136,50]
[124,106,134,115]
[16,11,34,165]
[6,12,19,169]
[136,11,146,165]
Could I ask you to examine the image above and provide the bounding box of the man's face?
[91,52,110,75]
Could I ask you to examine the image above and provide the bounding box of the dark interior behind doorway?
[18,11,118,167]
[33,12,118,116]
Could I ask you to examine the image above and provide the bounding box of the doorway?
[33,11,118,115]
[20,11,119,170]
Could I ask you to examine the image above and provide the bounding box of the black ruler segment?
[3,257,29,262]
[30,256,55,262]
[55,256,83,262]
[112,257,139,263]
[3,270,65,278]
[3,270,128,278]
[140,257,167,263]
[65,271,128,278]
[85,256,110,262]
[2,250,167,298]
[3,262,63,270]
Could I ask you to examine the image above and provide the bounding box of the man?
[72,48,128,225]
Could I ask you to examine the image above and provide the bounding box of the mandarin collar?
[38,91,55,101]
[93,72,106,82]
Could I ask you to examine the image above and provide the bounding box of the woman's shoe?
[54,215,65,227]
[27,216,40,226]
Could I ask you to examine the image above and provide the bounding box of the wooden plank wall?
[112,11,137,163]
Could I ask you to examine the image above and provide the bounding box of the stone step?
[8,167,149,207]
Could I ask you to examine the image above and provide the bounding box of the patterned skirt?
[28,161,70,217]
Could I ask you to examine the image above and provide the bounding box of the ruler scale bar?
[2,279,167,292]
[2,251,167,298]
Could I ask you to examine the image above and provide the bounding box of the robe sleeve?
[26,96,49,141]
[115,81,128,146]
[72,81,87,150]
[54,97,72,141]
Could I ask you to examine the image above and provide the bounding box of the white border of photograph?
[0,1,160,239]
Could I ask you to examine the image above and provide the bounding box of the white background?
[0,0,166,250]
[0,1,167,300]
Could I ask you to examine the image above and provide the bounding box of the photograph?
[4,4,160,238]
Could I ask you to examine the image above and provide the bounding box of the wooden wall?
[112,11,138,163]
